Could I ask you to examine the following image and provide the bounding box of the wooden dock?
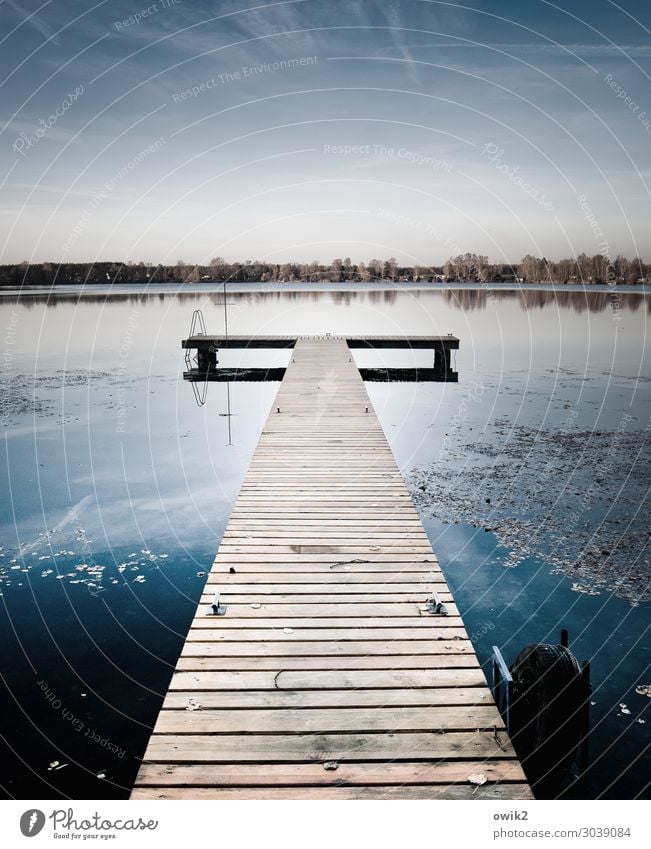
[181,334,459,350]
[132,337,531,800]
[183,334,459,382]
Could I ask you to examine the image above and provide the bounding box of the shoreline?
[1,279,650,298]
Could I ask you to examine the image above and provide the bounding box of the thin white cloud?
[486,41,651,58]
[5,0,58,43]
[384,2,420,85]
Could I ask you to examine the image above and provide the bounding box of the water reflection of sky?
[0,287,649,800]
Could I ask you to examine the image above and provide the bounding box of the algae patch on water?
[410,420,650,605]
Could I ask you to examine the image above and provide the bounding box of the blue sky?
[1,0,650,264]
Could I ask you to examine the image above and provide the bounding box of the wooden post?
[196,347,217,372]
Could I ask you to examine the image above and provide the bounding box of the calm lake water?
[0,284,649,800]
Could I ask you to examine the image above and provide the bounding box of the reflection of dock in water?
[131,335,532,800]
[183,367,286,382]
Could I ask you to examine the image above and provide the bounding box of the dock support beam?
[196,346,217,372]
[434,346,449,377]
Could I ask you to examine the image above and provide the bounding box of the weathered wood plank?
[167,669,488,691]
[174,654,483,671]
[162,687,492,708]
[153,705,503,734]
[180,639,472,657]
[141,730,516,762]
[212,554,439,562]
[132,785,533,800]
[226,521,425,526]
[199,593,455,605]
[222,536,432,543]
[185,626,465,640]
[194,602,456,617]
[206,563,443,573]
[207,573,442,584]
[217,546,433,555]
[205,582,448,593]
[134,760,528,787]
[187,616,462,629]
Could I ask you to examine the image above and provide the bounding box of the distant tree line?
[1,253,648,286]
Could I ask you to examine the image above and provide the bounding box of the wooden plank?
[134,760,528,786]
[189,608,462,623]
[187,615,463,628]
[213,554,437,562]
[205,563,444,573]
[221,535,432,542]
[199,593,455,604]
[185,626,466,640]
[205,582,448,592]
[152,706,504,734]
[180,639,473,657]
[131,337,529,801]
[162,687,492,708]
[168,668,488,690]
[208,576,443,585]
[174,654,483,671]
[223,510,425,517]
[225,523,425,529]
[141,730,515,762]
[216,545,432,553]
[194,603,457,617]
[132,785,532,799]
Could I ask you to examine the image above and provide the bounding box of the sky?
[1,0,650,265]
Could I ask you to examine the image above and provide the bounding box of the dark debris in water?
[410,422,650,605]
[1,370,166,425]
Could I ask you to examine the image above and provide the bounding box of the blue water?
[426,520,650,798]
[0,286,648,799]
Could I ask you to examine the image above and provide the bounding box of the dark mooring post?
[579,659,591,773]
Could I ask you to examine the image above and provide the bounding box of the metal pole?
[226,379,232,446]
[223,277,232,446]
[223,278,229,341]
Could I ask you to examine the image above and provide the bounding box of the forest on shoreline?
[1,252,649,287]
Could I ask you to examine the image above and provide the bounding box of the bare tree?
[590,254,609,283]
[367,259,382,280]
[330,258,343,280]
[519,255,538,282]
[443,258,456,280]
[384,257,398,281]
[627,256,645,283]
[279,263,293,281]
